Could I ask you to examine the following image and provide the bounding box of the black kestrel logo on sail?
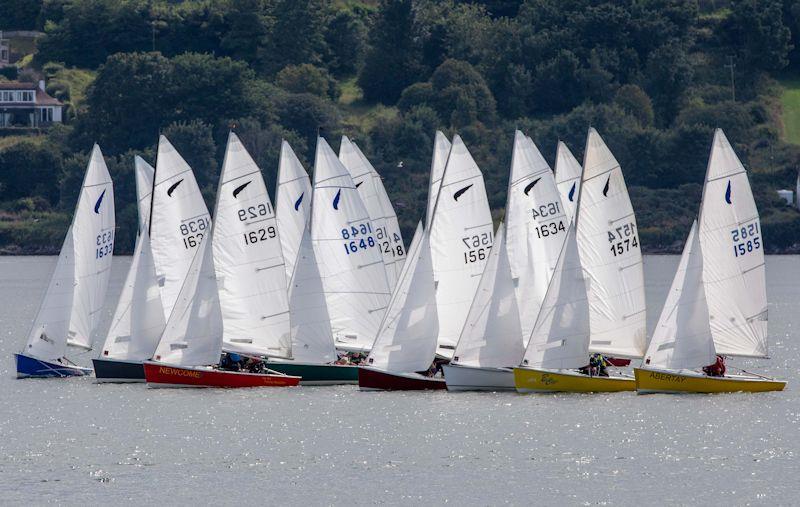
[94,189,105,214]
[167,179,184,197]
[454,184,473,201]
[294,192,304,211]
[725,180,732,204]
[523,178,541,196]
[355,181,364,189]
[232,181,251,198]
[568,182,576,202]
[602,176,610,197]
[333,189,342,210]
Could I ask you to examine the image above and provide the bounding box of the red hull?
[358,366,446,391]
[607,358,631,367]
[143,362,300,388]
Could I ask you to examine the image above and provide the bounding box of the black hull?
[92,358,145,383]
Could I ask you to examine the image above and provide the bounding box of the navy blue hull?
[15,353,92,378]
[92,358,145,382]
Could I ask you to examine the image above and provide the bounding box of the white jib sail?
[643,221,716,370]
[429,134,494,358]
[275,140,312,284]
[505,131,568,345]
[25,145,115,360]
[452,224,524,368]
[212,133,291,358]
[150,136,211,321]
[554,141,582,221]
[311,137,392,352]
[101,157,165,360]
[367,222,439,373]
[152,229,223,366]
[426,131,452,228]
[288,221,338,363]
[698,129,768,357]
[339,136,405,287]
[522,224,590,370]
[576,128,647,358]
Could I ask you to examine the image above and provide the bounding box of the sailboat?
[16,145,115,378]
[93,136,209,381]
[339,136,406,287]
[94,157,166,382]
[265,220,359,384]
[443,131,566,390]
[554,141,582,221]
[634,130,786,393]
[514,128,644,392]
[275,140,312,285]
[429,135,494,359]
[443,224,523,390]
[358,222,444,390]
[311,137,392,353]
[143,134,300,388]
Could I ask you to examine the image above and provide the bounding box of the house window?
[40,108,52,123]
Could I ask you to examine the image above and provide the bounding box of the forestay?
[150,136,211,320]
[366,223,438,373]
[275,140,312,284]
[576,128,646,358]
[452,224,524,368]
[698,129,768,357]
[554,141,582,221]
[101,158,166,361]
[152,231,223,366]
[505,131,568,344]
[339,136,405,287]
[429,135,494,358]
[25,145,115,360]
[311,137,391,352]
[288,222,338,363]
[643,221,716,370]
[212,133,291,358]
[426,131,451,227]
[522,224,590,370]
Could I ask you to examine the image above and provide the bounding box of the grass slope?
[779,77,800,145]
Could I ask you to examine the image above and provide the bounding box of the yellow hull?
[634,368,786,394]
[514,367,635,393]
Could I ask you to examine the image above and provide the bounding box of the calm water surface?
[0,255,797,505]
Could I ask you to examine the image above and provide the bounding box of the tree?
[276,64,339,100]
[274,93,341,161]
[0,141,61,204]
[359,0,422,104]
[722,0,792,72]
[614,84,654,128]
[323,9,368,76]
[0,0,42,30]
[263,0,327,75]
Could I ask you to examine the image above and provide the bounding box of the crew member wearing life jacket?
[703,355,726,377]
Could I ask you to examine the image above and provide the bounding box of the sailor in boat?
[702,355,726,377]
[577,353,610,377]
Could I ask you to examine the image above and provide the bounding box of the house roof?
[0,81,63,106]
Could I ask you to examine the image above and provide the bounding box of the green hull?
[265,362,358,385]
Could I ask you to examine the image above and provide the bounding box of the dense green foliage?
[2,0,800,254]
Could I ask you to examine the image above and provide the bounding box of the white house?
[0,32,9,67]
[0,80,63,128]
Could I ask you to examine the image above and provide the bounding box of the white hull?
[442,364,515,391]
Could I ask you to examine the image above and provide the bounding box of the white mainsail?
[150,136,211,321]
[152,230,223,366]
[522,224,590,370]
[576,128,646,358]
[452,224,524,368]
[275,140,312,284]
[212,133,291,358]
[366,223,438,373]
[288,222,338,363]
[339,136,406,286]
[311,137,392,352]
[426,131,452,227]
[100,157,166,361]
[505,131,568,344]
[698,129,768,357]
[554,141,582,221]
[643,221,716,370]
[429,135,494,358]
[24,145,115,360]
